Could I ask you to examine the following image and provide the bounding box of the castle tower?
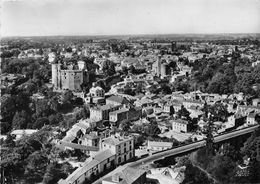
[77,60,86,70]
[51,63,61,90]
[157,55,162,76]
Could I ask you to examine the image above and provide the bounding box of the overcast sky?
[1,0,260,36]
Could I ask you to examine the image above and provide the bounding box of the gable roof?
[107,96,130,104]
[93,149,115,162]
[148,141,173,148]
[102,136,133,146]
[171,119,189,125]
[120,167,146,184]
[103,167,146,184]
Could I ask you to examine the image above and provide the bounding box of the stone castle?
[51,61,89,92]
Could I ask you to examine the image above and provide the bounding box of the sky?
[1,0,260,36]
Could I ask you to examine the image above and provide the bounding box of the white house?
[147,141,173,151]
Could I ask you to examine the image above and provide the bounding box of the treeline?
[188,51,260,96]
[1,89,89,134]
[188,127,260,183]
[0,126,75,184]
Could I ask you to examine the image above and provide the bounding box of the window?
[118,157,121,163]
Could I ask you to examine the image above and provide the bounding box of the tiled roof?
[82,132,100,140]
[66,159,100,183]
[11,129,38,135]
[109,108,129,115]
[148,141,173,148]
[107,95,129,104]
[103,167,146,184]
[120,167,146,184]
[93,149,115,162]
[59,141,99,151]
[92,104,118,111]
[171,119,189,125]
[102,136,132,146]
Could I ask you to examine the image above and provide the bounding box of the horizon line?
[2,32,260,38]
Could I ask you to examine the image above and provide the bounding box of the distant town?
[1,34,260,184]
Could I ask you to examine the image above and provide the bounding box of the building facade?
[51,61,89,92]
[101,135,134,165]
[171,119,190,133]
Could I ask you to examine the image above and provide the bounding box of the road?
[130,125,259,168]
[93,125,258,184]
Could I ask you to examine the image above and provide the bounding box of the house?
[58,149,116,184]
[57,141,99,153]
[106,96,131,107]
[147,141,173,151]
[89,85,105,98]
[77,118,99,129]
[225,114,245,130]
[11,129,38,141]
[252,98,260,107]
[163,104,175,114]
[109,108,129,124]
[172,103,182,113]
[102,167,147,184]
[147,166,185,184]
[182,99,204,109]
[246,112,259,126]
[80,132,100,148]
[90,105,120,121]
[101,135,134,165]
[187,106,204,118]
[170,72,186,83]
[171,119,191,133]
[134,98,155,107]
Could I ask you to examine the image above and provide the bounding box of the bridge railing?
[150,124,259,156]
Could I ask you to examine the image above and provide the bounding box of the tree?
[102,60,116,76]
[168,60,177,71]
[33,117,50,129]
[60,90,74,110]
[173,80,190,93]
[219,143,241,162]
[205,119,214,154]
[234,73,255,95]
[25,151,48,182]
[177,105,191,120]
[48,113,63,125]
[119,120,131,132]
[42,162,59,184]
[145,120,161,137]
[2,134,15,147]
[128,65,136,74]
[160,84,172,94]
[121,66,128,75]
[210,154,236,183]
[1,121,12,134]
[1,96,17,121]
[206,73,234,94]
[202,102,228,122]
[241,130,260,162]
[135,83,143,94]
[62,90,74,103]
[12,110,31,129]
